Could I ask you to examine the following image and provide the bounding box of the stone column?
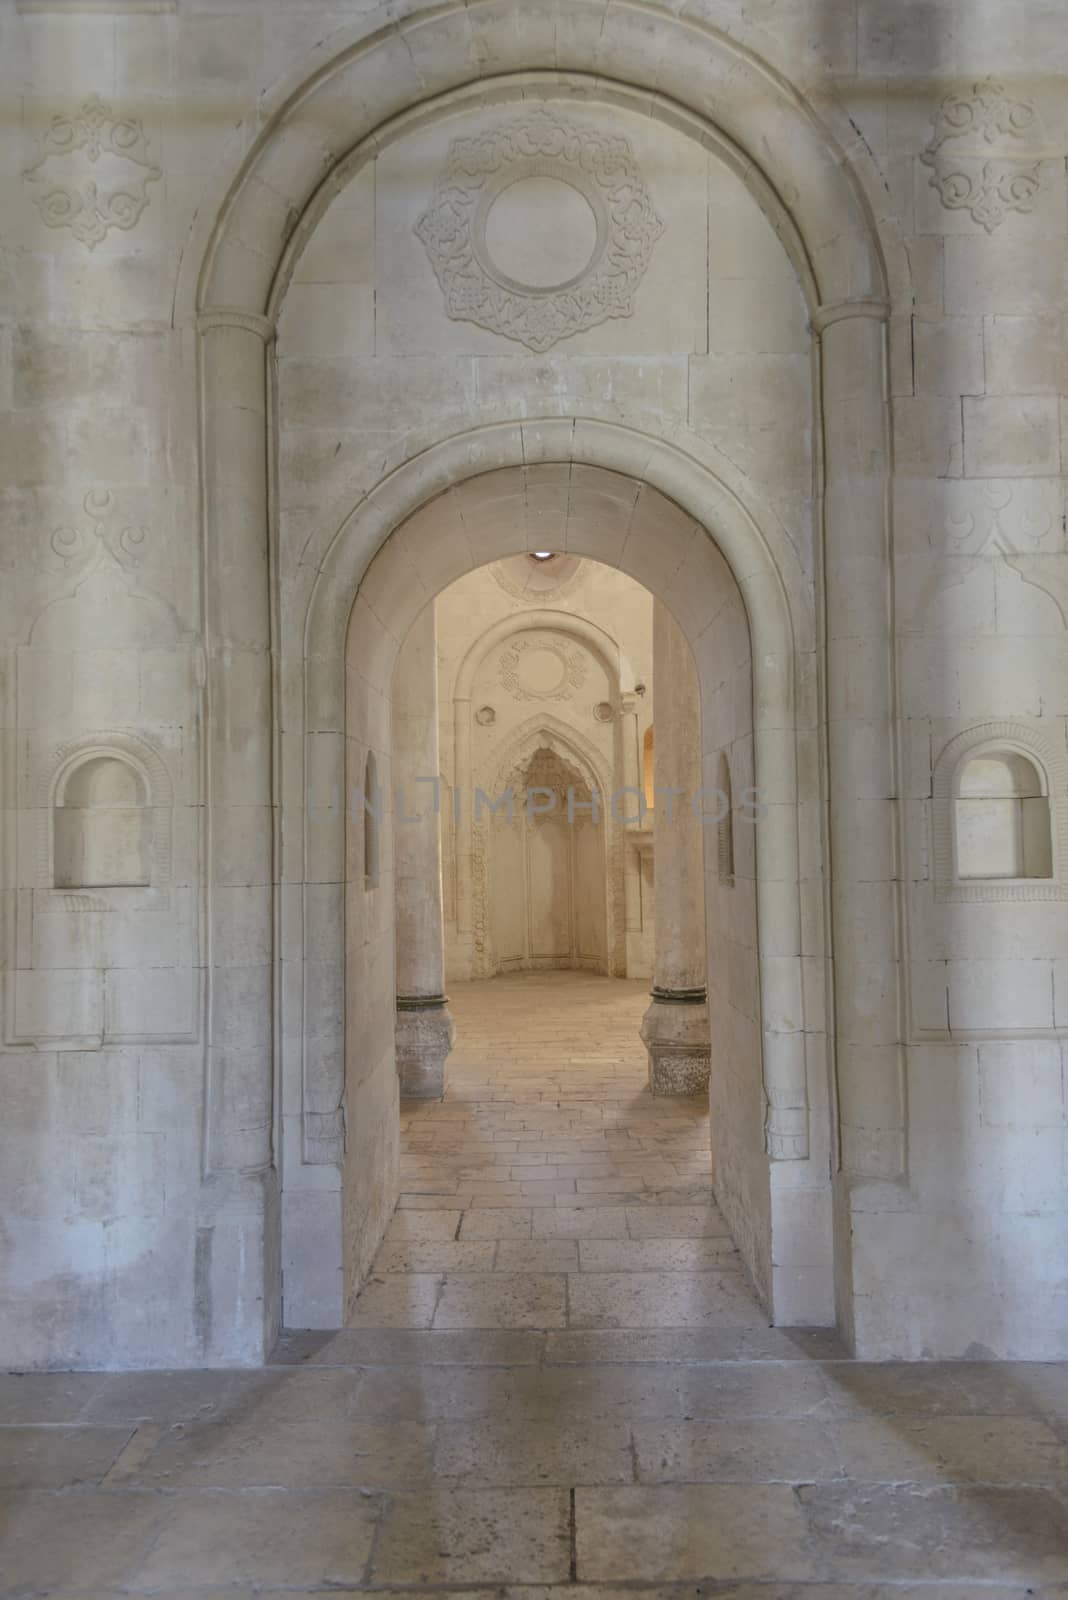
[453,698,472,935]
[199,309,276,1177]
[620,690,643,937]
[197,306,279,1362]
[640,601,710,1094]
[816,302,904,1181]
[393,601,455,1097]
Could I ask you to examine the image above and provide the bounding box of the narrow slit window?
[717,751,734,884]
[363,750,381,890]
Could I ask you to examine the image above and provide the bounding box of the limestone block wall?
[856,63,1068,1358]
[0,0,1065,1365]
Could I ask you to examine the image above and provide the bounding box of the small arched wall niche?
[54,755,151,889]
[933,724,1067,902]
[41,734,174,898]
[957,753,1051,882]
[7,731,194,1057]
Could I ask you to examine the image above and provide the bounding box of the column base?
[640,989,710,1096]
[396,998,456,1099]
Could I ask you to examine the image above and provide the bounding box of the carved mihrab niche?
[415,111,664,351]
[25,94,161,249]
[921,79,1046,231]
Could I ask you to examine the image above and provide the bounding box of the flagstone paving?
[3,973,1068,1596]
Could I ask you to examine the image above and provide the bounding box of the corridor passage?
[3,974,1068,1591]
[357,972,765,1334]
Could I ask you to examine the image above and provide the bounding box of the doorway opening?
[338,463,830,1333]
[367,545,766,1329]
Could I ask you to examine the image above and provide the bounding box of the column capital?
[197,306,276,342]
[811,297,890,335]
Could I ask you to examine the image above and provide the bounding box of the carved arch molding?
[185,1,898,1345]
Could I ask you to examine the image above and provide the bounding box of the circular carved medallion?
[498,633,589,702]
[415,111,664,352]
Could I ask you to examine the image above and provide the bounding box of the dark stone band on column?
[396,994,450,1011]
[650,985,708,1005]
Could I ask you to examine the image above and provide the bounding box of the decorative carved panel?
[25,94,161,249]
[921,80,1046,231]
[416,111,663,350]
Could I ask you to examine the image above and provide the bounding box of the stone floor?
[3,971,1068,1597]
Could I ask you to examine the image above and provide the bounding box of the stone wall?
[0,0,1064,1365]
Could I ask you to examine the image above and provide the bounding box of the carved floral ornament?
[921,79,1046,231]
[25,94,161,249]
[415,112,664,351]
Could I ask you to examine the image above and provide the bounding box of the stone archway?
[191,4,897,1359]
[327,448,823,1325]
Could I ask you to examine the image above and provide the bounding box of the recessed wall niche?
[956,751,1051,881]
[932,722,1068,901]
[40,733,173,898]
[54,756,150,889]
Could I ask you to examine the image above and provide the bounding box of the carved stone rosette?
[25,94,161,249]
[921,80,1045,231]
[415,111,664,350]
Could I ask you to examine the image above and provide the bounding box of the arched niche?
[475,713,616,979]
[933,723,1067,902]
[54,756,150,890]
[39,733,174,900]
[490,738,608,976]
